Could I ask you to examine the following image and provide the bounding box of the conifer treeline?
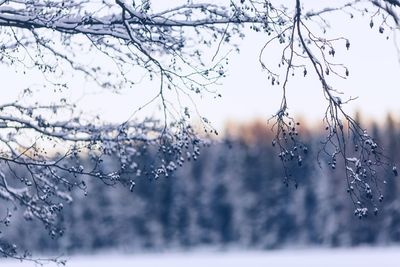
[3,115,400,253]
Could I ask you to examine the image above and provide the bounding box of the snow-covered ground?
[3,247,400,267]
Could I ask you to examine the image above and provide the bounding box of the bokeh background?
[1,1,400,266]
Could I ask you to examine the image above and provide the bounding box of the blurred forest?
[1,114,400,254]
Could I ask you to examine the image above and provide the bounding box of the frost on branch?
[0,0,399,262]
[253,0,399,214]
[0,95,207,262]
[0,0,247,261]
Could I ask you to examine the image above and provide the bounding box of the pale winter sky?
[1,0,400,131]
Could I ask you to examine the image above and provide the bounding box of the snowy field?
[3,247,400,267]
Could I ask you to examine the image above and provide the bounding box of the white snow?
[2,247,400,267]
